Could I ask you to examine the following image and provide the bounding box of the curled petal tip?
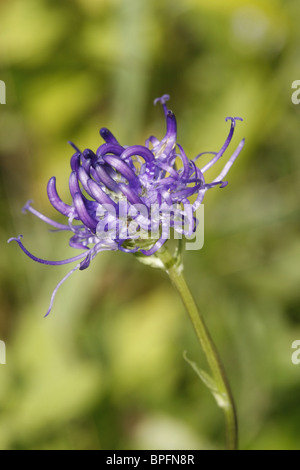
[22,200,34,214]
[9,234,89,265]
[225,116,243,124]
[83,149,95,159]
[99,127,110,138]
[154,94,170,106]
[8,234,23,244]
[99,127,120,145]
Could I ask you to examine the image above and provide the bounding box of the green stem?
[157,247,238,450]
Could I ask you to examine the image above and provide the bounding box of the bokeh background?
[0,0,300,450]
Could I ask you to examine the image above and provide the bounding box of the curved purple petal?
[47,177,72,216]
[121,145,155,164]
[118,182,144,205]
[94,163,121,194]
[103,154,140,188]
[83,149,97,162]
[96,143,124,158]
[87,178,117,207]
[70,152,81,171]
[99,127,120,145]
[78,166,92,195]
[69,171,81,199]
[199,117,243,173]
[73,193,97,231]
[8,235,89,265]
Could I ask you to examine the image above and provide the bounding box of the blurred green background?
[1,0,300,450]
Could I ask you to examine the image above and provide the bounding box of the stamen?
[44,262,83,317]
[22,200,70,230]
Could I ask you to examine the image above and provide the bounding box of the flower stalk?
[156,246,238,450]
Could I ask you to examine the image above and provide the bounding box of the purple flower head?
[9,95,244,315]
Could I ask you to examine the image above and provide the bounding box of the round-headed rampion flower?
[9,95,244,315]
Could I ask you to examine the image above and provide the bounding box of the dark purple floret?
[9,95,245,315]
